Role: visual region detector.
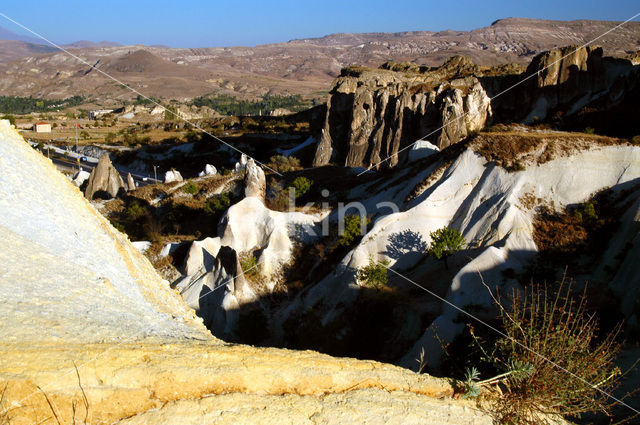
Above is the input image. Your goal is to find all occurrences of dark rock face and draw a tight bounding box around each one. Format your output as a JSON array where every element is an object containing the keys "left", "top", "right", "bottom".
[
  {"left": 514, "top": 45, "right": 607, "bottom": 122},
  {"left": 313, "top": 61, "right": 493, "bottom": 169},
  {"left": 84, "top": 153, "right": 125, "bottom": 200}
]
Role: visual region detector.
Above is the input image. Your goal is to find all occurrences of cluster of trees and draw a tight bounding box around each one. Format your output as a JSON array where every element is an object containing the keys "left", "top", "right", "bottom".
[
  {"left": 192, "top": 94, "right": 308, "bottom": 116},
  {"left": 0, "top": 95, "right": 85, "bottom": 114}
]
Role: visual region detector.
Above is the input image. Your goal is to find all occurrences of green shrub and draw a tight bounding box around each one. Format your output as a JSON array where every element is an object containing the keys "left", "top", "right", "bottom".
[
  {"left": 470, "top": 281, "right": 623, "bottom": 424},
  {"left": 203, "top": 192, "right": 231, "bottom": 216},
  {"left": 288, "top": 176, "right": 313, "bottom": 199},
  {"left": 583, "top": 127, "right": 596, "bottom": 135},
  {"left": 182, "top": 180, "right": 199, "bottom": 195},
  {"left": 338, "top": 214, "right": 369, "bottom": 247},
  {"left": 357, "top": 256, "right": 391, "bottom": 290},
  {"left": 267, "top": 155, "right": 301, "bottom": 173},
  {"left": 79, "top": 130, "right": 91, "bottom": 140},
  {"left": 573, "top": 201, "right": 598, "bottom": 222},
  {"left": 240, "top": 254, "right": 259, "bottom": 277},
  {"left": 126, "top": 201, "right": 147, "bottom": 220},
  {"left": 428, "top": 227, "right": 465, "bottom": 269}
]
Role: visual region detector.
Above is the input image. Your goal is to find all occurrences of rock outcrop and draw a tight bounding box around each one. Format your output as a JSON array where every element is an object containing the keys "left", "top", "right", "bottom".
[
  {"left": 164, "top": 169, "right": 183, "bottom": 183},
  {"left": 289, "top": 127, "right": 640, "bottom": 371},
  {"left": 199, "top": 163, "right": 217, "bottom": 177},
  {"left": 243, "top": 158, "right": 266, "bottom": 200},
  {"left": 83, "top": 153, "right": 125, "bottom": 199},
  {"left": 313, "top": 59, "right": 493, "bottom": 169},
  {"left": 126, "top": 172, "right": 136, "bottom": 190},
  {"left": 174, "top": 196, "right": 327, "bottom": 338},
  {"left": 71, "top": 169, "right": 90, "bottom": 187},
  {"left": 314, "top": 46, "right": 640, "bottom": 169},
  {"left": 175, "top": 244, "right": 259, "bottom": 338},
  {"left": 0, "top": 120, "right": 494, "bottom": 424}
]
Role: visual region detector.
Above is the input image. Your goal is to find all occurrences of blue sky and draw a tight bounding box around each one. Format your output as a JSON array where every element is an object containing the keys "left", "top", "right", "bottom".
[{"left": 1, "top": 0, "right": 639, "bottom": 47}]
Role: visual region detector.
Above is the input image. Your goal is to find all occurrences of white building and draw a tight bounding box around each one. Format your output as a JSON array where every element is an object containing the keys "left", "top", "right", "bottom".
[{"left": 33, "top": 122, "right": 51, "bottom": 133}]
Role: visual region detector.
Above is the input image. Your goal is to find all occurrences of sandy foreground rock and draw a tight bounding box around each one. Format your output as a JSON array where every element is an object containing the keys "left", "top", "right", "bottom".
[{"left": 0, "top": 121, "right": 491, "bottom": 423}]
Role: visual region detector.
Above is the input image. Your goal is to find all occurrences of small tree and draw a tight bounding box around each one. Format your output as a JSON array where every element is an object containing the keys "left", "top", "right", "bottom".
[
  {"left": 428, "top": 227, "right": 465, "bottom": 269},
  {"left": 288, "top": 176, "right": 313, "bottom": 199},
  {"left": 357, "top": 256, "right": 390, "bottom": 290},
  {"left": 338, "top": 214, "right": 369, "bottom": 247}
]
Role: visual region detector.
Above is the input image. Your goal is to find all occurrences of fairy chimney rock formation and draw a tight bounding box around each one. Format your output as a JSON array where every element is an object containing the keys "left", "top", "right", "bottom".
[{"left": 84, "top": 153, "right": 125, "bottom": 199}]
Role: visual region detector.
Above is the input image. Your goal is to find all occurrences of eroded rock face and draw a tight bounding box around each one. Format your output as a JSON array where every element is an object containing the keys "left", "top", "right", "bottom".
[
  {"left": 244, "top": 159, "right": 266, "bottom": 200},
  {"left": 175, "top": 244, "right": 258, "bottom": 338},
  {"left": 84, "top": 153, "right": 125, "bottom": 199},
  {"left": 517, "top": 45, "right": 607, "bottom": 122},
  {"left": 314, "top": 46, "right": 640, "bottom": 169},
  {"left": 313, "top": 62, "right": 493, "bottom": 169}
]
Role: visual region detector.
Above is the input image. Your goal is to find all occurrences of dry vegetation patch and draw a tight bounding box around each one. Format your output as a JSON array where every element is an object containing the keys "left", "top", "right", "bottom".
[{"left": 471, "top": 127, "right": 628, "bottom": 171}]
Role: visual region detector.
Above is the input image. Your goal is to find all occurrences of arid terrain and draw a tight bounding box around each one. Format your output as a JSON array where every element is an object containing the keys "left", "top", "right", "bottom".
[
  {"left": 0, "top": 18, "right": 639, "bottom": 102},
  {"left": 1, "top": 13, "right": 640, "bottom": 425}
]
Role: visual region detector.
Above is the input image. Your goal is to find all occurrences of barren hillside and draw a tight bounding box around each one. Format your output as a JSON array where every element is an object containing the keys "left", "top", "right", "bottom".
[{"left": 0, "top": 18, "right": 638, "bottom": 101}]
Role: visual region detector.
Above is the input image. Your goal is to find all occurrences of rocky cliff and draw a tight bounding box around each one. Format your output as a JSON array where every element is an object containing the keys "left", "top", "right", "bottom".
[
  {"left": 314, "top": 45, "right": 640, "bottom": 168},
  {"left": 0, "top": 121, "right": 493, "bottom": 424},
  {"left": 313, "top": 57, "right": 496, "bottom": 168}
]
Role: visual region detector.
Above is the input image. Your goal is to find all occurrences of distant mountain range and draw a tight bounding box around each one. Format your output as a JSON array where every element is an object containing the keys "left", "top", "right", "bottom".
[
  {"left": 0, "top": 25, "right": 122, "bottom": 62},
  {"left": 0, "top": 18, "right": 638, "bottom": 102}
]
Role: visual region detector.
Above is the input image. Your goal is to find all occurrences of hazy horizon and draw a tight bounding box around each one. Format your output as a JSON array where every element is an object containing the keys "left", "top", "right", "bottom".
[{"left": 1, "top": 0, "right": 639, "bottom": 48}]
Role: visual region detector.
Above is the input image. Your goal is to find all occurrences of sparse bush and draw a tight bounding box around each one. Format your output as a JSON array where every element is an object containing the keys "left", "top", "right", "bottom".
[
  {"left": 203, "top": 192, "right": 231, "bottom": 216},
  {"left": 357, "top": 256, "right": 390, "bottom": 290},
  {"left": 267, "top": 155, "right": 301, "bottom": 173},
  {"left": 338, "top": 214, "right": 369, "bottom": 247},
  {"left": 428, "top": 227, "right": 465, "bottom": 269},
  {"left": 471, "top": 281, "right": 623, "bottom": 425},
  {"left": 182, "top": 180, "right": 199, "bottom": 195},
  {"left": 240, "top": 253, "right": 259, "bottom": 277},
  {"left": 583, "top": 127, "right": 596, "bottom": 135},
  {"left": 79, "top": 130, "right": 91, "bottom": 140},
  {"left": 632, "top": 135, "right": 640, "bottom": 145},
  {"left": 288, "top": 176, "right": 313, "bottom": 199},
  {"left": 508, "top": 161, "right": 526, "bottom": 172},
  {"left": 266, "top": 179, "right": 290, "bottom": 211}
]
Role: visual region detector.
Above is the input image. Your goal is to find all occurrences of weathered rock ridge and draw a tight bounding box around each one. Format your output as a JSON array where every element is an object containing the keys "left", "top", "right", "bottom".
[
  {"left": 313, "top": 58, "right": 494, "bottom": 168},
  {"left": 314, "top": 45, "right": 640, "bottom": 168}
]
